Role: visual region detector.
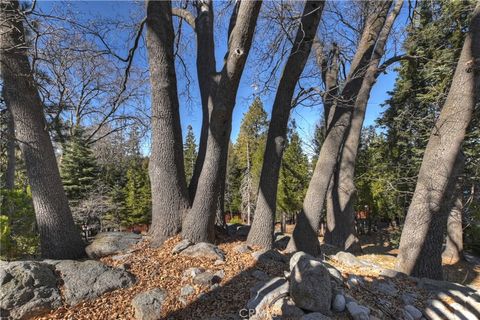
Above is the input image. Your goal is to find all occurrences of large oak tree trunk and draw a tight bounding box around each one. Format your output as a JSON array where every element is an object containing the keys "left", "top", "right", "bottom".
[
  {"left": 325, "top": 0, "right": 403, "bottom": 253},
  {"left": 188, "top": 0, "right": 216, "bottom": 202},
  {"left": 443, "top": 156, "right": 465, "bottom": 264},
  {"left": 287, "top": 0, "right": 392, "bottom": 256},
  {"left": 0, "top": 0, "right": 85, "bottom": 259},
  {"left": 182, "top": 1, "right": 262, "bottom": 243},
  {"left": 146, "top": 0, "right": 190, "bottom": 246},
  {"left": 5, "top": 105, "right": 15, "bottom": 191},
  {"left": 395, "top": 1, "right": 479, "bottom": 279},
  {"left": 246, "top": 0, "right": 325, "bottom": 249}
]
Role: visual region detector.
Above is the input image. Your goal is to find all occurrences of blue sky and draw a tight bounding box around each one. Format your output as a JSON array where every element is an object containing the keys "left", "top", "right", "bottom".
[{"left": 34, "top": 0, "right": 405, "bottom": 154}]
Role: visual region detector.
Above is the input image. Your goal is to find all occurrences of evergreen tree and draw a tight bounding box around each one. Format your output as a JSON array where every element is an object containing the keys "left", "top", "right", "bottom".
[
  {"left": 60, "top": 127, "right": 98, "bottom": 201},
  {"left": 124, "top": 159, "right": 151, "bottom": 226},
  {"left": 376, "top": 0, "right": 472, "bottom": 221},
  {"left": 234, "top": 97, "right": 268, "bottom": 221},
  {"left": 311, "top": 117, "right": 326, "bottom": 168},
  {"left": 183, "top": 125, "right": 197, "bottom": 184},
  {"left": 277, "top": 122, "right": 310, "bottom": 222},
  {"left": 225, "top": 141, "right": 242, "bottom": 214}
]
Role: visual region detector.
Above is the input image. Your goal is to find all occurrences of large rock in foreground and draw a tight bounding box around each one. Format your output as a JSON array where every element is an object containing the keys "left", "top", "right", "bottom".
[
  {"left": 131, "top": 288, "right": 166, "bottom": 320},
  {"left": 86, "top": 232, "right": 142, "bottom": 258},
  {"left": 290, "top": 255, "right": 332, "bottom": 313},
  {"left": 0, "top": 261, "right": 62, "bottom": 319},
  {"left": 55, "top": 260, "right": 136, "bottom": 305}
]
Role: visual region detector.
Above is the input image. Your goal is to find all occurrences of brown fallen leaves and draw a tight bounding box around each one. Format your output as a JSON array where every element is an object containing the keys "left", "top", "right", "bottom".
[
  {"left": 35, "top": 234, "right": 479, "bottom": 320},
  {"left": 35, "top": 236, "right": 286, "bottom": 320}
]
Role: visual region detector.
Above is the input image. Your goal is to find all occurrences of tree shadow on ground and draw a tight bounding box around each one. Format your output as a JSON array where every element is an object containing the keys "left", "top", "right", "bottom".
[{"left": 164, "top": 253, "right": 288, "bottom": 319}]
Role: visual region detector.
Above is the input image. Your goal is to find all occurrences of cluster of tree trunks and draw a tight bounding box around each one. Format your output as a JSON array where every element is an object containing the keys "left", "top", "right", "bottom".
[
  {"left": 247, "top": 0, "right": 326, "bottom": 249},
  {"left": 1, "top": 0, "right": 477, "bottom": 279},
  {"left": 287, "top": 0, "right": 397, "bottom": 256}
]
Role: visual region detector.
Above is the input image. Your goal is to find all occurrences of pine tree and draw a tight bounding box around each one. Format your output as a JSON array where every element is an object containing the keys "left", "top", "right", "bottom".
[
  {"left": 225, "top": 141, "right": 242, "bottom": 215},
  {"left": 124, "top": 159, "right": 151, "bottom": 226},
  {"left": 277, "top": 123, "right": 310, "bottom": 222},
  {"left": 183, "top": 125, "right": 198, "bottom": 184},
  {"left": 311, "top": 117, "right": 326, "bottom": 168},
  {"left": 60, "top": 127, "right": 98, "bottom": 202},
  {"left": 377, "top": 0, "right": 472, "bottom": 220},
  {"left": 234, "top": 97, "right": 268, "bottom": 222}
]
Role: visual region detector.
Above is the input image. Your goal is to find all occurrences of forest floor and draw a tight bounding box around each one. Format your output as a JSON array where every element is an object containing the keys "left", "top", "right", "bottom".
[{"left": 35, "top": 228, "right": 480, "bottom": 320}]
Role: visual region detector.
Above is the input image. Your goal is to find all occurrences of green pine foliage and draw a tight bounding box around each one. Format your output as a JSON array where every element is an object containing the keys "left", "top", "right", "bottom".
[
  {"left": 60, "top": 127, "right": 99, "bottom": 201},
  {"left": 227, "top": 97, "right": 269, "bottom": 216},
  {"left": 183, "top": 125, "right": 198, "bottom": 184},
  {"left": 0, "top": 188, "right": 38, "bottom": 259},
  {"left": 225, "top": 141, "right": 242, "bottom": 214},
  {"left": 123, "top": 159, "right": 151, "bottom": 226},
  {"left": 277, "top": 122, "right": 310, "bottom": 221},
  {"left": 371, "top": 0, "right": 474, "bottom": 221}
]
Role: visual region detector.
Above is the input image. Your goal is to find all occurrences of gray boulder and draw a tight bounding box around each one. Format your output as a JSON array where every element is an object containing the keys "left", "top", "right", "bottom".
[
  {"left": 404, "top": 304, "right": 422, "bottom": 320},
  {"left": 252, "top": 249, "right": 287, "bottom": 264},
  {"left": 55, "top": 260, "right": 135, "bottom": 305},
  {"left": 171, "top": 239, "right": 192, "bottom": 254},
  {"left": 193, "top": 271, "right": 221, "bottom": 286},
  {"left": 0, "top": 261, "right": 62, "bottom": 319},
  {"left": 236, "top": 225, "right": 251, "bottom": 237},
  {"left": 290, "top": 256, "right": 332, "bottom": 313},
  {"left": 179, "top": 285, "right": 195, "bottom": 306},
  {"left": 346, "top": 275, "right": 365, "bottom": 289},
  {"left": 271, "top": 297, "right": 305, "bottom": 318},
  {"left": 247, "top": 277, "right": 289, "bottom": 314},
  {"left": 274, "top": 234, "right": 290, "bottom": 250},
  {"left": 85, "top": 232, "right": 142, "bottom": 258},
  {"left": 333, "top": 251, "right": 366, "bottom": 268},
  {"left": 233, "top": 244, "right": 252, "bottom": 254},
  {"left": 346, "top": 302, "right": 370, "bottom": 320},
  {"left": 180, "top": 243, "right": 225, "bottom": 261},
  {"left": 332, "top": 294, "right": 346, "bottom": 312},
  {"left": 131, "top": 288, "right": 166, "bottom": 320},
  {"left": 182, "top": 267, "right": 205, "bottom": 280}
]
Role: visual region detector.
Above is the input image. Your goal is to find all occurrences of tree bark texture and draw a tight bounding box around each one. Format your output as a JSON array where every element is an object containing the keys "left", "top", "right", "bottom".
[
  {"left": 146, "top": 0, "right": 190, "bottom": 246},
  {"left": 395, "top": 1, "right": 479, "bottom": 279},
  {"left": 443, "top": 156, "right": 465, "bottom": 264},
  {"left": 287, "top": 0, "right": 393, "bottom": 256},
  {"left": 247, "top": 0, "right": 325, "bottom": 249},
  {"left": 0, "top": 0, "right": 85, "bottom": 259},
  {"left": 188, "top": 0, "right": 217, "bottom": 202},
  {"left": 326, "top": 0, "right": 403, "bottom": 253},
  {"left": 182, "top": 0, "right": 262, "bottom": 243},
  {"left": 5, "top": 105, "right": 16, "bottom": 190}
]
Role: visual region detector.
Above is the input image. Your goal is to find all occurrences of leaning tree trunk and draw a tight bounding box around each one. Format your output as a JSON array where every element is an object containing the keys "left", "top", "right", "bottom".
[
  {"left": 287, "top": 0, "right": 392, "bottom": 256},
  {"left": 182, "top": 0, "right": 262, "bottom": 243},
  {"left": 246, "top": 0, "right": 325, "bottom": 249},
  {"left": 0, "top": 0, "right": 85, "bottom": 259},
  {"left": 395, "top": 2, "right": 479, "bottom": 279},
  {"left": 443, "top": 156, "right": 464, "bottom": 264},
  {"left": 187, "top": 0, "right": 216, "bottom": 202},
  {"left": 326, "top": 0, "right": 403, "bottom": 253},
  {"left": 146, "top": 0, "right": 190, "bottom": 246}
]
